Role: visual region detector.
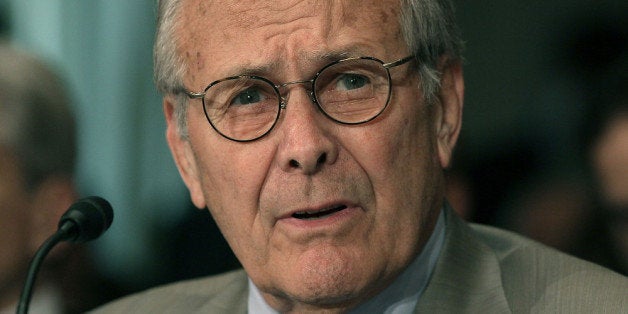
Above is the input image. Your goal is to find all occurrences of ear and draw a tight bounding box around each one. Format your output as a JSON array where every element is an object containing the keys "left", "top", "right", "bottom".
[
  {"left": 434, "top": 59, "right": 464, "bottom": 169},
  {"left": 164, "top": 97, "right": 207, "bottom": 209},
  {"left": 28, "top": 175, "right": 76, "bottom": 253}
]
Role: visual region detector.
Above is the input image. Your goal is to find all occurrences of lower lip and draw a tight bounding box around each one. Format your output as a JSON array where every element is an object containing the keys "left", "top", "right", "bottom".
[{"left": 279, "top": 206, "right": 361, "bottom": 231}]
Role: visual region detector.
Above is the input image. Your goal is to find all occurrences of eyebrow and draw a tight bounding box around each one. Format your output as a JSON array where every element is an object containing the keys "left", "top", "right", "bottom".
[
  {"left": 229, "top": 61, "right": 278, "bottom": 77},
  {"left": 224, "top": 48, "right": 367, "bottom": 77}
]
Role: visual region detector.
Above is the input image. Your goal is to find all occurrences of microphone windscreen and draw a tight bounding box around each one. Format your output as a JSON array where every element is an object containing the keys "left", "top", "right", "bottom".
[{"left": 58, "top": 196, "right": 114, "bottom": 243}]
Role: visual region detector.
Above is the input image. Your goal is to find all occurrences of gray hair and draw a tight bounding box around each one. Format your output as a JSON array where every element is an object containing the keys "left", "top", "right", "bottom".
[
  {"left": 0, "top": 41, "right": 76, "bottom": 191},
  {"left": 153, "top": 0, "right": 464, "bottom": 138}
]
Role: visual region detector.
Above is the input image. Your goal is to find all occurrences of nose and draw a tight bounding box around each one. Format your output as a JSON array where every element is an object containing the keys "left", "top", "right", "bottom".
[{"left": 275, "top": 87, "right": 338, "bottom": 175}]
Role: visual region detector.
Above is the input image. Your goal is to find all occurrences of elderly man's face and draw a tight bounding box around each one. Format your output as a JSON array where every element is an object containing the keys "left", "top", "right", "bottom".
[{"left": 166, "top": 0, "right": 463, "bottom": 310}]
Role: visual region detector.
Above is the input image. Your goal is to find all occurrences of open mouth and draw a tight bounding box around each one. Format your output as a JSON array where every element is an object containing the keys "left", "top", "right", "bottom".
[{"left": 292, "top": 205, "right": 347, "bottom": 220}]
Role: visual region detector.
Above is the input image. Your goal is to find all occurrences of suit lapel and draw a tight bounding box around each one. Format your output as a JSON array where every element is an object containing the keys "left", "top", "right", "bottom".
[{"left": 415, "top": 205, "right": 511, "bottom": 313}]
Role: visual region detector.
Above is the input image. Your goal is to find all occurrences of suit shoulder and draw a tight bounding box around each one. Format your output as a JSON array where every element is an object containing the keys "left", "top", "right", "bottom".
[
  {"left": 90, "top": 269, "right": 248, "bottom": 313},
  {"left": 470, "top": 223, "right": 627, "bottom": 312}
]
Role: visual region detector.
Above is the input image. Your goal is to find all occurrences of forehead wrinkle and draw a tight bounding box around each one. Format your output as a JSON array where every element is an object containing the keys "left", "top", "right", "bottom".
[
  {"left": 219, "top": 0, "right": 327, "bottom": 32},
  {"left": 182, "top": 0, "right": 402, "bottom": 83},
  {"left": 184, "top": 1, "right": 326, "bottom": 76},
  {"left": 210, "top": 1, "right": 353, "bottom": 57}
]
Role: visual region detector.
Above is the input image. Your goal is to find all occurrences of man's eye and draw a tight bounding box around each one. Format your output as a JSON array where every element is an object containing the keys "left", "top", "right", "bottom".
[
  {"left": 231, "top": 88, "right": 264, "bottom": 105},
  {"left": 337, "top": 74, "right": 370, "bottom": 91}
]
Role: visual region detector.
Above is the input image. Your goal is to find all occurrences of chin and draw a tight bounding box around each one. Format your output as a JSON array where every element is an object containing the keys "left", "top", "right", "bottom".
[
  {"left": 272, "top": 279, "right": 366, "bottom": 312},
  {"left": 266, "top": 247, "right": 387, "bottom": 310}
]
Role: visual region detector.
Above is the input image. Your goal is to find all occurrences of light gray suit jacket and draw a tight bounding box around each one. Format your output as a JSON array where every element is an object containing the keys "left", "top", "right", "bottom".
[{"left": 92, "top": 207, "right": 627, "bottom": 313}]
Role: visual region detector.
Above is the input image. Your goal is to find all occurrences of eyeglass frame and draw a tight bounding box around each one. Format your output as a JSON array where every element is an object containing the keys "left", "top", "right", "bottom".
[{"left": 181, "top": 55, "right": 415, "bottom": 142}]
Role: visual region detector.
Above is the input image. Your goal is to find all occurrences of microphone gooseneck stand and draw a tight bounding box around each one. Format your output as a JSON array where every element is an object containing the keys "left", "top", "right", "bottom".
[
  {"left": 17, "top": 222, "right": 77, "bottom": 314},
  {"left": 16, "top": 196, "right": 114, "bottom": 314}
]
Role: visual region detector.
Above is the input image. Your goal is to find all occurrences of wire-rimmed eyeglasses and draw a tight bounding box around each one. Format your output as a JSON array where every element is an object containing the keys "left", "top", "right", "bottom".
[{"left": 182, "top": 55, "right": 414, "bottom": 142}]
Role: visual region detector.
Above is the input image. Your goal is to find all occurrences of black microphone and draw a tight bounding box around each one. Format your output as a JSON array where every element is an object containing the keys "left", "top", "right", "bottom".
[{"left": 16, "top": 196, "right": 114, "bottom": 314}]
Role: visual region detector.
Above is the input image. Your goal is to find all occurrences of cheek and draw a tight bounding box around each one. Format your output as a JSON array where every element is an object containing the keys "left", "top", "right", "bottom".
[
  {"left": 360, "top": 95, "right": 440, "bottom": 232},
  {"left": 194, "top": 147, "right": 265, "bottom": 215},
  {"left": 196, "top": 157, "right": 272, "bottom": 270},
  {"left": 188, "top": 135, "right": 276, "bottom": 261},
  {"left": 365, "top": 97, "right": 436, "bottom": 187}
]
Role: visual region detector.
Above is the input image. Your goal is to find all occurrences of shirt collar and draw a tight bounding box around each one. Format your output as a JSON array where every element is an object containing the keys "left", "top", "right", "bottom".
[{"left": 248, "top": 208, "right": 447, "bottom": 313}]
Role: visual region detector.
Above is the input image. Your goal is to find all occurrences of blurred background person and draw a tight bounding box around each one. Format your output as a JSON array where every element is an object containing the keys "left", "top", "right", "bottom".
[
  {"left": 579, "top": 58, "right": 628, "bottom": 275},
  {"left": 0, "top": 40, "right": 123, "bottom": 313}
]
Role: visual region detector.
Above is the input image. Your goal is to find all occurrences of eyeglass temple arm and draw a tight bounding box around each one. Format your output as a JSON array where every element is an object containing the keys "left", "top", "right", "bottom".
[
  {"left": 383, "top": 55, "right": 414, "bottom": 69},
  {"left": 184, "top": 90, "right": 205, "bottom": 99}
]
